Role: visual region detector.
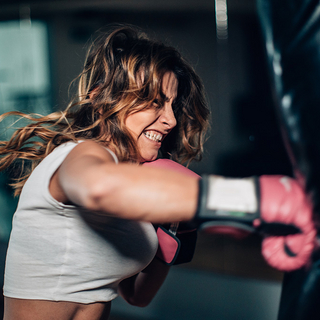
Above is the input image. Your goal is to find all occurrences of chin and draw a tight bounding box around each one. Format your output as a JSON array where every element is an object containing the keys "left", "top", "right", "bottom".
[{"left": 140, "top": 153, "right": 158, "bottom": 163}]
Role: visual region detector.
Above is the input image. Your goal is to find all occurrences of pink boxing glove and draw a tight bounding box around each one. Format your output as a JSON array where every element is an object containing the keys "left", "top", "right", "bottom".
[
  {"left": 256, "top": 176, "right": 316, "bottom": 271},
  {"left": 143, "top": 158, "right": 201, "bottom": 178},
  {"left": 195, "top": 175, "right": 317, "bottom": 271},
  {"left": 143, "top": 159, "right": 200, "bottom": 265}
]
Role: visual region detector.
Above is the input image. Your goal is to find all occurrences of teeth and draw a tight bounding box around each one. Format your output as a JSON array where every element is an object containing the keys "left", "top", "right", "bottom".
[{"left": 144, "top": 131, "right": 163, "bottom": 142}]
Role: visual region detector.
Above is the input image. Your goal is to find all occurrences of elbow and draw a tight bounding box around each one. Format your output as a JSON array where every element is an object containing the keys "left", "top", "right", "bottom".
[
  {"left": 135, "top": 301, "right": 152, "bottom": 308},
  {"left": 125, "top": 296, "right": 153, "bottom": 308}
]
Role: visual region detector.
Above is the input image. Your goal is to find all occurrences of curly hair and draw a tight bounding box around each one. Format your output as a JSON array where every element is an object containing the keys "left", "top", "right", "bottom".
[{"left": 0, "top": 25, "right": 210, "bottom": 196}]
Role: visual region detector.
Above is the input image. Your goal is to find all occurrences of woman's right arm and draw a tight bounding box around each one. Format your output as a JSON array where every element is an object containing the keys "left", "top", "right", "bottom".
[
  {"left": 54, "top": 140, "right": 198, "bottom": 224},
  {"left": 54, "top": 140, "right": 318, "bottom": 272}
]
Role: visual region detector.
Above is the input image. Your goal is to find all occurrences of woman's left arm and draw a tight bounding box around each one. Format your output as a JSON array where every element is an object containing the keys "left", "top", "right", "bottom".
[{"left": 118, "top": 258, "right": 170, "bottom": 307}]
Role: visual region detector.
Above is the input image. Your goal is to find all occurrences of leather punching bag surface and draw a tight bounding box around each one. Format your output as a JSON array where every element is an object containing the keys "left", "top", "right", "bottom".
[
  {"left": 257, "top": 0, "right": 320, "bottom": 319},
  {"left": 257, "top": 0, "right": 320, "bottom": 218}
]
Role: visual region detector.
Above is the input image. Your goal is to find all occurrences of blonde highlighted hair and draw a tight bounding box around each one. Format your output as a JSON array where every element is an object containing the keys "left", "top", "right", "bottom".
[{"left": 0, "top": 25, "right": 210, "bottom": 196}]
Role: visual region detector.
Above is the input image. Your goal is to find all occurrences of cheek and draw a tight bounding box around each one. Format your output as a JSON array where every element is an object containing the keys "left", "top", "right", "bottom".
[
  {"left": 125, "top": 116, "right": 141, "bottom": 136},
  {"left": 125, "top": 112, "right": 155, "bottom": 136}
]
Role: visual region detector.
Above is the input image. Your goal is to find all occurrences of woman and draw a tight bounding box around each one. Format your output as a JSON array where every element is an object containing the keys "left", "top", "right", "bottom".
[{"left": 0, "top": 25, "right": 210, "bottom": 319}]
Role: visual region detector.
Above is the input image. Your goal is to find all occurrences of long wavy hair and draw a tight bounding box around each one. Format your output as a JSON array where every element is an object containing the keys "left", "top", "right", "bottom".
[{"left": 0, "top": 25, "right": 210, "bottom": 196}]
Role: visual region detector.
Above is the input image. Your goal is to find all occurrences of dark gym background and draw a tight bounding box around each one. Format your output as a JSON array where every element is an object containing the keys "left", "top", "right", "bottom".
[{"left": 0, "top": 0, "right": 292, "bottom": 319}]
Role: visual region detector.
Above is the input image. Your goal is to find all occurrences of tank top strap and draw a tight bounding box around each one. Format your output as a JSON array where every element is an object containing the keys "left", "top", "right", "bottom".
[{"left": 104, "top": 147, "right": 119, "bottom": 164}]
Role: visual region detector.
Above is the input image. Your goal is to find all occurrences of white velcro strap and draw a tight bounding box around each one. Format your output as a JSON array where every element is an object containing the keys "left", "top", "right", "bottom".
[{"left": 206, "top": 176, "right": 258, "bottom": 213}]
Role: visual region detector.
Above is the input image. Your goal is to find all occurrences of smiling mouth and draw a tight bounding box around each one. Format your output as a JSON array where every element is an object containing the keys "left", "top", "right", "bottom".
[{"left": 143, "top": 131, "right": 163, "bottom": 142}]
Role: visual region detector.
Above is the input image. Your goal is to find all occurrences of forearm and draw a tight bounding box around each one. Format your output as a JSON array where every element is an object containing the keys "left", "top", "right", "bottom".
[
  {"left": 118, "top": 258, "right": 170, "bottom": 307},
  {"left": 98, "top": 165, "right": 198, "bottom": 222}
]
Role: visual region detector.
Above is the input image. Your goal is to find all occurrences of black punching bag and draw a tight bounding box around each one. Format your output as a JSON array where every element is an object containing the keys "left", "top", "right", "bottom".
[{"left": 257, "top": 0, "right": 320, "bottom": 319}]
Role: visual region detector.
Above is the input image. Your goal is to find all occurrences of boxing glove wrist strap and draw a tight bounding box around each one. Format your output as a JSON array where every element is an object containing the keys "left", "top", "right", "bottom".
[{"left": 196, "top": 175, "right": 260, "bottom": 230}]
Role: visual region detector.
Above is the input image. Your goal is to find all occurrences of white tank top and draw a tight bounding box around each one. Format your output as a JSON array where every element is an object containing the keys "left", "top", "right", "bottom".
[{"left": 3, "top": 141, "right": 158, "bottom": 303}]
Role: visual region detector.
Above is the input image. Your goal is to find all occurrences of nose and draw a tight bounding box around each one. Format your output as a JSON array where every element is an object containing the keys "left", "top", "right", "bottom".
[{"left": 159, "top": 102, "right": 177, "bottom": 130}]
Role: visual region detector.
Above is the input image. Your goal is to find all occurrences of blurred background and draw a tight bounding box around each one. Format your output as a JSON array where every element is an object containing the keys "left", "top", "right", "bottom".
[{"left": 0, "top": 0, "right": 293, "bottom": 319}]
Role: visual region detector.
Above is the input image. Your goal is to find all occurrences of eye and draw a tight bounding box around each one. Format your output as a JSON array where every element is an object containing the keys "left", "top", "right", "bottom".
[{"left": 152, "top": 99, "right": 163, "bottom": 110}]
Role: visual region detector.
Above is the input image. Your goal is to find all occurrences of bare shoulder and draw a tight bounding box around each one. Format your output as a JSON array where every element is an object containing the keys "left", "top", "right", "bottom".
[
  {"left": 65, "top": 140, "right": 117, "bottom": 164},
  {"left": 49, "top": 140, "right": 117, "bottom": 204}
]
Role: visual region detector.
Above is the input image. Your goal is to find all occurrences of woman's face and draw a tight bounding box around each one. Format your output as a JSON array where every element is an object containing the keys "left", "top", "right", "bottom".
[{"left": 125, "top": 71, "right": 178, "bottom": 163}]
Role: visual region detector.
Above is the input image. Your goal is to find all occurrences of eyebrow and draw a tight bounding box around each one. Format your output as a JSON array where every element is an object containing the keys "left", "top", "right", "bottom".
[{"left": 160, "top": 91, "right": 177, "bottom": 102}]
